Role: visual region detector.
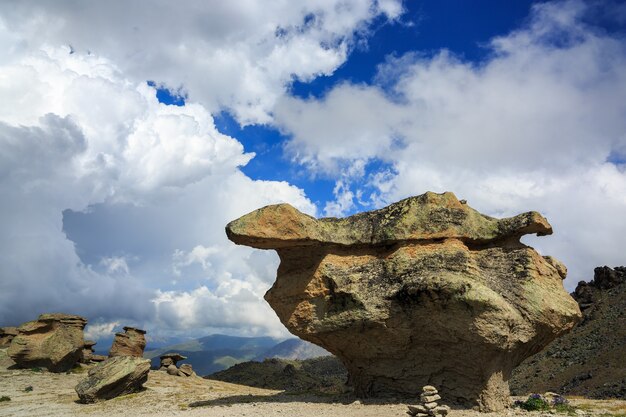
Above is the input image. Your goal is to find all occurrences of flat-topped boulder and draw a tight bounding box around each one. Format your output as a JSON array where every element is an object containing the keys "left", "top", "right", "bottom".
[
  {"left": 7, "top": 313, "right": 86, "bottom": 372},
  {"left": 80, "top": 340, "right": 97, "bottom": 363},
  {"left": 159, "top": 353, "right": 187, "bottom": 368},
  {"left": 226, "top": 192, "right": 582, "bottom": 411},
  {"left": 109, "top": 326, "right": 146, "bottom": 358}
]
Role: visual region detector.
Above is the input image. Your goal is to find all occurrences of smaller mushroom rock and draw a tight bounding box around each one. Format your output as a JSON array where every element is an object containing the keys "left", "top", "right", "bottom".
[
  {"left": 80, "top": 340, "right": 97, "bottom": 363},
  {"left": 7, "top": 313, "right": 86, "bottom": 372},
  {"left": 159, "top": 353, "right": 187, "bottom": 368},
  {"left": 75, "top": 356, "right": 150, "bottom": 403},
  {"left": 0, "top": 327, "right": 18, "bottom": 347},
  {"left": 109, "top": 327, "right": 146, "bottom": 358}
]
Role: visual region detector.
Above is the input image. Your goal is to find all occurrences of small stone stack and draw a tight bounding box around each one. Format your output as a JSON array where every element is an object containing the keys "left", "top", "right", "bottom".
[{"left": 407, "top": 386, "right": 450, "bottom": 417}]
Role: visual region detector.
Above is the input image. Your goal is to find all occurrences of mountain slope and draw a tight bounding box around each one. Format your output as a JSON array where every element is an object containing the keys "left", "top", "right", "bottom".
[
  {"left": 511, "top": 266, "right": 626, "bottom": 399},
  {"left": 144, "top": 334, "right": 282, "bottom": 375},
  {"left": 255, "top": 338, "right": 330, "bottom": 361},
  {"left": 206, "top": 356, "right": 347, "bottom": 394}
]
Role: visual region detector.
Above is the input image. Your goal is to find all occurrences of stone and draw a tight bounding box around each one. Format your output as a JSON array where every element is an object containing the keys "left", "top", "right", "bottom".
[
  {"left": 179, "top": 363, "right": 195, "bottom": 377},
  {"left": 226, "top": 192, "right": 582, "bottom": 412},
  {"left": 109, "top": 327, "right": 146, "bottom": 358},
  {"left": 0, "top": 327, "right": 18, "bottom": 347},
  {"left": 75, "top": 356, "right": 150, "bottom": 403},
  {"left": 7, "top": 313, "right": 86, "bottom": 372},
  {"left": 90, "top": 354, "right": 107, "bottom": 362},
  {"left": 166, "top": 364, "right": 180, "bottom": 376},
  {"left": 408, "top": 404, "right": 428, "bottom": 414},
  {"left": 420, "top": 394, "right": 441, "bottom": 403},
  {"left": 422, "top": 386, "right": 438, "bottom": 394},
  {"left": 159, "top": 352, "right": 187, "bottom": 368},
  {"left": 423, "top": 401, "right": 438, "bottom": 409},
  {"left": 433, "top": 405, "right": 450, "bottom": 416}
]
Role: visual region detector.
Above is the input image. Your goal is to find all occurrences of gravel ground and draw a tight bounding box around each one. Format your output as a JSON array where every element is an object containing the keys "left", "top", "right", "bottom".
[{"left": 0, "top": 350, "right": 624, "bottom": 417}]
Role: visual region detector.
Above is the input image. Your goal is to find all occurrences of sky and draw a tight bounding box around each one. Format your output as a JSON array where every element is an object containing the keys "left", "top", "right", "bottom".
[{"left": 1, "top": 0, "right": 625, "bottom": 342}]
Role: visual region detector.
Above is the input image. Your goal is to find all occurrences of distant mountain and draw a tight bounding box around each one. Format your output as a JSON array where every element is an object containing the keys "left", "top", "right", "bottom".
[
  {"left": 144, "top": 334, "right": 282, "bottom": 375},
  {"left": 144, "top": 334, "right": 332, "bottom": 376},
  {"left": 255, "top": 338, "right": 330, "bottom": 361},
  {"left": 511, "top": 266, "right": 626, "bottom": 399}
]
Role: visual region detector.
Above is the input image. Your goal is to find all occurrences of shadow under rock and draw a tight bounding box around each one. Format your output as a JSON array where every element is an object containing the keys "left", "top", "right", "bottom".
[{"left": 189, "top": 391, "right": 425, "bottom": 408}]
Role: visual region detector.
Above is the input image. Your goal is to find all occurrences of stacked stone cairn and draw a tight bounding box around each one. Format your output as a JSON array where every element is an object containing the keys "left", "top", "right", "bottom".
[
  {"left": 407, "top": 386, "right": 450, "bottom": 417},
  {"left": 159, "top": 353, "right": 196, "bottom": 377}
]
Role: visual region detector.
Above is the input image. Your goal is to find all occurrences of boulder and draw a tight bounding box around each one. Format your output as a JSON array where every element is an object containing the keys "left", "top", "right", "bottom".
[
  {"left": 109, "top": 327, "right": 146, "bottom": 358},
  {"left": 7, "top": 313, "right": 86, "bottom": 372},
  {"left": 0, "top": 327, "right": 18, "bottom": 347},
  {"left": 226, "top": 192, "right": 582, "bottom": 411},
  {"left": 166, "top": 364, "right": 180, "bottom": 376},
  {"left": 90, "top": 354, "right": 107, "bottom": 362},
  {"left": 159, "top": 352, "right": 186, "bottom": 368},
  {"left": 179, "top": 363, "right": 195, "bottom": 377},
  {"left": 75, "top": 356, "right": 150, "bottom": 403}
]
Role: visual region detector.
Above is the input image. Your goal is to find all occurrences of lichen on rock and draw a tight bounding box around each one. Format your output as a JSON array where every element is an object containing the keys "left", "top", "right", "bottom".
[{"left": 226, "top": 192, "right": 582, "bottom": 412}]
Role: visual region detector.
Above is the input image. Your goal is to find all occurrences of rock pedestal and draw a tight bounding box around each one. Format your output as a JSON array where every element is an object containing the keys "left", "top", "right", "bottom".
[
  {"left": 75, "top": 356, "right": 150, "bottom": 403},
  {"left": 226, "top": 192, "right": 582, "bottom": 411},
  {"left": 0, "top": 327, "right": 18, "bottom": 347},
  {"left": 159, "top": 353, "right": 186, "bottom": 369},
  {"left": 407, "top": 386, "right": 450, "bottom": 416},
  {"left": 7, "top": 313, "right": 86, "bottom": 372},
  {"left": 109, "top": 327, "right": 146, "bottom": 358}
]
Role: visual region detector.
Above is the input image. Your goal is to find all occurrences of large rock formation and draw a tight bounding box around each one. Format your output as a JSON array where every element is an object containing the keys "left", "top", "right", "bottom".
[
  {"left": 226, "top": 192, "right": 582, "bottom": 411},
  {"left": 109, "top": 327, "right": 146, "bottom": 358},
  {"left": 75, "top": 356, "right": 150, "bottom": 403},
  {"left": 7, "top": 313, "right": 86, "bottom": 372}
]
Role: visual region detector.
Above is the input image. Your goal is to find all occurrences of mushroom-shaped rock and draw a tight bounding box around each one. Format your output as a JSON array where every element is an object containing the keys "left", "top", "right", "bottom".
[
  {"left": 159, "top": 353, "right": 187, "bottom": 368},
  {"left": 75, "top": 356, "right": 150, "bottom": 403},
  {"left": 225, "top": 192, "right": 582, "bottom": 412},
  {"left": 109, "top": 327, "right": 146, "bottom": 358},
  {"left": 80, "top": 340, "right": 97, "bottom": 363},
  {"left": 7, "top": 313, "right": 86, "bottom": 372},
  {"left": 0, "top": 327, "right": 18, "bottom": 347}
]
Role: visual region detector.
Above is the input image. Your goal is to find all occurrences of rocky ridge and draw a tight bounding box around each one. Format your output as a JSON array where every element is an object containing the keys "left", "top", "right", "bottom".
[
  {"left": 226, "top": 191, "right": 582, "bottom": 411},
  {"left": 511, "top": 266, "right": 626, "bottom": 399}
]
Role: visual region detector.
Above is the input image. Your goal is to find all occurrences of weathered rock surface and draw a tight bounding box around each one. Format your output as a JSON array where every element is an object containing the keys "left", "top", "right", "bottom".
[
  {"left": 0, "top": 327, "right": 18, "bottom": 347},
  {"left": 75, "top": 356, "right": 150, "bottom": 403},
  {"left": 7, "top": 313, "right": 86, "bottom": 372},
  {"left": 109, "top": 327, "right": 146, "bottom": 358},
  {"left": 179, "top": 363, "right": 195, "bottom": 377},
  {"left": 226, "top": 192, "right": 582, "bottom": 411}
]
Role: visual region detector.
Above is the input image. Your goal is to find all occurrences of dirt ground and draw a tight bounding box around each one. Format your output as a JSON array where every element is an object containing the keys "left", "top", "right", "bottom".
[{"left": 0, "top": 350, "right": 624, "bottom": 417}]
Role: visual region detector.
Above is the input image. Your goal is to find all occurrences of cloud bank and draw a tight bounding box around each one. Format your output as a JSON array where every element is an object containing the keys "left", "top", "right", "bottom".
[
  {"left": 0, "top": 0, "right": 402, "bottom": 338},
  {"left": 275, "top": 0, "right": 626, "bottom": 290}
]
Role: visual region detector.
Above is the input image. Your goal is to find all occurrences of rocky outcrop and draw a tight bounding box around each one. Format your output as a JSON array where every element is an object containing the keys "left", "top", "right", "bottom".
[
  {"left": 7, "top": 313, "right": 86, "bottom": 372},
  {"left": 511, "top": 266, "right": 626, "bottom": 399},
  {"left": 109, "top": 327, "right": 146, "bottom": 358},
  {"left": 75, "top": 356, "right": 150, "bottom": 403},
  {"left": 158, "top": 353, "right": 195, "bottom": 377},
  {"left": 226, "top": 192, "right": 582, "bottom": 411},
  {"left": 0, "top": 327, "right": 18, "bottom": 347}
]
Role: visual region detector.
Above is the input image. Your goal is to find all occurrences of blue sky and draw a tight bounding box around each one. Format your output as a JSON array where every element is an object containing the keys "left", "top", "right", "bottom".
[{"left": 1, "top": 0, "right": 625, "bottom": 341}]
